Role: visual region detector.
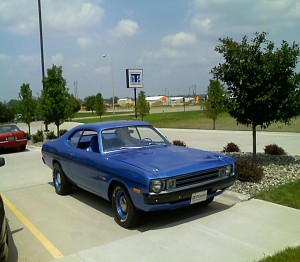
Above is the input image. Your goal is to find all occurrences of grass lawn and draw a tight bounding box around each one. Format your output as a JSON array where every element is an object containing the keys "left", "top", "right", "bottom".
[
  {"left": 257, "top": 247, "right": 300, "bottom": 262},
  {"left": 254, "top": 180, "right": 300, "bottom": 209},
  {"left": 254, "top": 180, "right": 300, "bottom": 262},
  {"left": 73, "top": 110, "right": 300, "bottom": 132}
]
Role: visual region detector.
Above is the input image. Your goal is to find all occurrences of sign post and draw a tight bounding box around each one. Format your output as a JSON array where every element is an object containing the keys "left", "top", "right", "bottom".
[{"left": 126, "top": 69, "right": 143, "bottom": 118}]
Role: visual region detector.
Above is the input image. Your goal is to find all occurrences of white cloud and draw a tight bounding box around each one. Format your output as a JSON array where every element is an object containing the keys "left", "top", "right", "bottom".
[
  {"left": 72, "top": 62, "right": 87, "bottom": 69},
  {"left": 94, "top": 66, "right": 110, "bottom": 74},
  {"left": 0, "top": 0, "right": 104, "bottom": 36},
  {"left": 51, "top": 53, "right": 64, "bottom": 64},
  {"left": 45, "top": 1, "right": 104, "bottom": 33},
  {"left": 109, "top": 19, "right": 140, "bottom": 39},
  {"left": 161, "top": 32, "right": 197, "bottom": 48},
  {"left": 17, "top": 55, "right": 34, "bottom": 63},
  {"left": 0, "top": 0, "right": 37, "bottom": 35},
  {"left": 191, "top": 17, "right": 211, "bottom": 30},
  {"left": 77, "top": 36, "right": 93, "bottom": 48},
  {"left": 0, "top": 54, "right": 10, "bottom": 62}
]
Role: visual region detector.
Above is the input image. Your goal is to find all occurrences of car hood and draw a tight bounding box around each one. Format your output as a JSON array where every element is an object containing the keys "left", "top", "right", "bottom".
[{"left": 109, "top": 145, "right": 233, "bottom": 178}]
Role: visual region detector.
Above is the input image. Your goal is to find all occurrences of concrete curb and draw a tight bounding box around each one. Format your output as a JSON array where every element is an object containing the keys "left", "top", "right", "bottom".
[{"left": 215, "top": 190, "right": 251, "bottom": 205}]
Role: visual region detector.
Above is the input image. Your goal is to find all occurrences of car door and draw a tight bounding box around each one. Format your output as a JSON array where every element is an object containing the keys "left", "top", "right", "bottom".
[{"left": 67, "top": 130, "right": 107, "bottom": 197}]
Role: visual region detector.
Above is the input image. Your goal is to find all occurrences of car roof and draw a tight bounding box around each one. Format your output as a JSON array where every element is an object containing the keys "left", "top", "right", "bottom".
[{"left": 74, "top": 120, "right": 151, "bottom": 132}]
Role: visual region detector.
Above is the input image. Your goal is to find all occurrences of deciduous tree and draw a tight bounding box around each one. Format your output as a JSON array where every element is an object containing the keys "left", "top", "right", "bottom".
[
  {"left": 136, "top": 91, "right": 150, "bottom": 120},
  {"left": 212, "top": 32, "right": 300, "bottom": 160},
  {"left": 18, "top": 83, "right": 36, "bottom": 135},
  {"left": 94, "top": 93, "right": 106, "bottom": 120},
  {"left": 203, "top": 79, "right": 226, "bottom": 130},
  {"left": 41, "top": 65, "right": 70, "bottom": 136}
]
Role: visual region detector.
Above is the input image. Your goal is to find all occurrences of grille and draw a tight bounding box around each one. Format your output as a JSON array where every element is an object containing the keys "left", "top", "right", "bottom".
[{"left": 175, "top": 168, "right": 220, "bottom": 188}]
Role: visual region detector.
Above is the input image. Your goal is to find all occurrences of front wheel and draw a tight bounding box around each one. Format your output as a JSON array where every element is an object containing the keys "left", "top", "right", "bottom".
[
  {"left": 111, "top": 185, "right": 140, "bottom": 228},
  {"left": 53, "top": 163, "right": 71, "bottom": 195}
]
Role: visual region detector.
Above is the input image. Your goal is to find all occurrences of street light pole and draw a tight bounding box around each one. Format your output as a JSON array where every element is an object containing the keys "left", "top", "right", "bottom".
[{"left": 102, "top": 54, "right": 115, "bottom": 115}]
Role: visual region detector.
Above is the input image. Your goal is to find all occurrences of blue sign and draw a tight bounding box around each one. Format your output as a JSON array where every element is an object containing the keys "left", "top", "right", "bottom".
[{"left": 126, "top": 69, "right": 143, "bottom": 88}]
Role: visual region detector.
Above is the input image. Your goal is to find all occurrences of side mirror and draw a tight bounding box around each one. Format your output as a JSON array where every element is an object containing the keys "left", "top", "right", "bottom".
[{"left": 0, "top": 157, "right": 5, "bottom": 167}]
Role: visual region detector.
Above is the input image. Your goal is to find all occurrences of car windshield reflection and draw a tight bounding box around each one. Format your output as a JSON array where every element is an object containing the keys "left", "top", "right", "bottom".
[{"left": 101, "top": 125, "right": 170, "bottom": 152}]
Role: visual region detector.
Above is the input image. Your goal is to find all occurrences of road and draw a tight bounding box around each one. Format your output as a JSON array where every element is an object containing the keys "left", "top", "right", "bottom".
[{"left": 1, "top": 124, "right": 300, "bottom": 261}]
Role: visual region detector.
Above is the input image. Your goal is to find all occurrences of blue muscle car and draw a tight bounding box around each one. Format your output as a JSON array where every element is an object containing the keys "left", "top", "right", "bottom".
[{"left": 42, "top": 120, "right": 236, "bottom": 228}]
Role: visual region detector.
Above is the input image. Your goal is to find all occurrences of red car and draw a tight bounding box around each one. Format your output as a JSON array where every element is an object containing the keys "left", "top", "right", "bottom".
[{"left": 0, "top": 124, "right": 27, "bottom": 152}]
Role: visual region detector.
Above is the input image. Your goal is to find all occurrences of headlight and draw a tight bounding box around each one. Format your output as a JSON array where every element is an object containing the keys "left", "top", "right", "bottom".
[
  {"left": 166, "top": 179, "right": 176, "bottom": 190},
  {"left": 225, "top": 165, "right": 232, "bottom": 176},
  {"left": 150, "top": 180, "right": 164, "bottom": 193},
  {"left": 219, "top": 164, "right": 234, "bottom": 177}
]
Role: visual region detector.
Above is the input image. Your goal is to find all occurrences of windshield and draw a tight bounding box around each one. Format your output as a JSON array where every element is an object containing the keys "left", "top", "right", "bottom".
[{"left": 101, "top": 125, "right": 170, "bottom": 152}]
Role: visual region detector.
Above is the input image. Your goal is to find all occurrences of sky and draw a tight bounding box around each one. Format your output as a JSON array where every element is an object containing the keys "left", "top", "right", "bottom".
[{"left": 0, "top": 0, "right": 300, "bottom": 102}]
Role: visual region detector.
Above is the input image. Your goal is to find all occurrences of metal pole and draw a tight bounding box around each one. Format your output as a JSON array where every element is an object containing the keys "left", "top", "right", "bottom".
[
  {"left": 134, "top": 88, "right": 137, "bottom": 118},
  {"left": 38, "top": 0, "right": 48, "bottom": 131},
  {"left": 38, "top": 0, "right": 45, "bottom": 81}
]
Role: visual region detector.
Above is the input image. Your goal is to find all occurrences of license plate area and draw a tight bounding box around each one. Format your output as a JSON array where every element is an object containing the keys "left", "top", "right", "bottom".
[
  {"left": 7, "top": 136, "right": 16, "bottom": 141},
  {"left": 191, "top": 190, "right": 207, "bottom": 204}
]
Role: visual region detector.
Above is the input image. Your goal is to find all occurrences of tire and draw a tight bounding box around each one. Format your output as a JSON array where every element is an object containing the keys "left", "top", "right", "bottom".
[
  {"left": 20, "top": 145, "right": 26, "bottom": 151},
  {"left": 111, "top": 184, "right": 140, "bottom": 228},
  {"left": 53, "top": 163, "right": 71, "bottom": 195}
]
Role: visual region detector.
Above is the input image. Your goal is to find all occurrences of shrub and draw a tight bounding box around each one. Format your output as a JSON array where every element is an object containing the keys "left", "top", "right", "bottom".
[
  {"left": 223, "top": 142, "right": 240, "bottom": 153},
  {"left": 173, "top": 140, "right": 186, "bottom": 147},
  {"left": 59, "top": 129, "right": 68, "bottom": 136},
  {"left": 264, "top": 144, "right": 286, "bottom": 155},
  {"left": 236, "top": 159, "right": 264, "bottom": 183},
  {"left": 25, "top": 132, "right": 31, "bottom": 140},
  {"left": 46, "top": 131, "right": 57, "bottom": 140},
  {"left": 32, "top": 129, "right": 44, "bottom": 143}
]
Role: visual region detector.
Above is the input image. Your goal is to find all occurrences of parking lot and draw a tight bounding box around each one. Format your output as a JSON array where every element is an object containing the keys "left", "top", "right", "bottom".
[{"left": 1, "top": 125, "right": 300, "bottom": 262}]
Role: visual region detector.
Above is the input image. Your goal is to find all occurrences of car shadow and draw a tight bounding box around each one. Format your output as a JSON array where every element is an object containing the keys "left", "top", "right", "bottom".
[
  {"left": 137, "top": 201, "right": 231, "bottom": 232},
  {"left": 48, "top": 182, "right": 234, "bottom": 231},
  {"left": 48, "top": 182, "right": 113, "bottom": 217},
  {"left": 0, "top": 148, "right": 29, "bottom": 155},
  {"left": 7, "top": 223, "right": 19, "bottom": 262}
]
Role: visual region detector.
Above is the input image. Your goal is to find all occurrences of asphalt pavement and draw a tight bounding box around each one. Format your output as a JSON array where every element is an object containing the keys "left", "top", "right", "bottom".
[{"left": 6, "top": 121, "right": 300, "bottom": 262}]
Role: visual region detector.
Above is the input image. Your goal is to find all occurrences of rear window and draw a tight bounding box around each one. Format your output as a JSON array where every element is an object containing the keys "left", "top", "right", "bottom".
[{"left": 0, "top": 125, "right": 21, "bottom": 133}]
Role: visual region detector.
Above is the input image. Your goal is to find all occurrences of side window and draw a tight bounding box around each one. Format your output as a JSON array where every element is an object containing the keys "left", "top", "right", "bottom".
[
  {"left": 68, "top": 130, "right": 98, "bottom": 150},
  {"left": 69, "top": 130, "right": 83, "bottom": 147},
  {"left": 128, "top": 127, "right": 140, "bottom": 140}
]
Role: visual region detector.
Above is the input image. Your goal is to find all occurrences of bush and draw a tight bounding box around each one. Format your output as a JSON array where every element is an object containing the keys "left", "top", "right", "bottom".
[
  {"left": 173, "top": 140, "right": 186, "bottom": 147},
  {"left": 223, "top": 142, "right": 240, "bottom": 153},
  {"left": 32, "top": 129, "right": 44, "bottom": 143},
  {"left": 264, "top": 144, "right": 286, "bottom": 155},
  {"left": 59, "top": 129, "right": 68, "bottom": 136},
  {"left": 46, "top": 131, "right": 57, "bottom": 140},
  {"left": 236, "top": 159, "right": 264, "bottom": 183},
  {"left": 25, "top": 132, "right": 31, "bottom": 140}
]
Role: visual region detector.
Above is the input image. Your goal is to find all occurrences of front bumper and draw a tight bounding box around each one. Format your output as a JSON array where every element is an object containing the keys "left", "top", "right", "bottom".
[{"left": 144, "top": 174, "right": 236, "bottom": 205}]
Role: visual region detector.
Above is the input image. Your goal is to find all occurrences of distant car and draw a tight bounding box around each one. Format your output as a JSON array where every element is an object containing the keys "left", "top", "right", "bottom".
[
  {"left": 0, "top": 157, "right": 8, "bottom": 262},
  {"left": 42, "top": 120, "right": 236, "bottom": 228},
  {"left": 0, "top": 124, "right": 27, "bottom": 152}
]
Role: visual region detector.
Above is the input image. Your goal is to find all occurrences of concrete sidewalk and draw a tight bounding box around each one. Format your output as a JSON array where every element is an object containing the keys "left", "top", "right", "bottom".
[
  {"left": 18, "top": 121, "right": 300, "bottom": 155},
  {"left": 160, "top": 128, "right": 300, "bottom": 156},
  {"left": 17, "top": 121, "right": 300, "bottom": 262},
  {"left": 54, "top": 199, "right": 300, "bottom": 262}
]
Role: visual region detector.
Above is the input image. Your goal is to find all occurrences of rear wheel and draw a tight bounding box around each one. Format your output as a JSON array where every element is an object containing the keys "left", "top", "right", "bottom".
[
  {"left": 53, "top": 163, "right": 71, "bottom": 195},
  {"left": 111, "top": 184, "right": 140, "bottom": 228}
]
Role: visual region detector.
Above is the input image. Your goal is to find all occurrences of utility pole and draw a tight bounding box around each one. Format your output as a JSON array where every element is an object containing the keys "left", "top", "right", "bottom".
[{"left": 38, "top": 0, "right": 48, "bottom": 131}]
